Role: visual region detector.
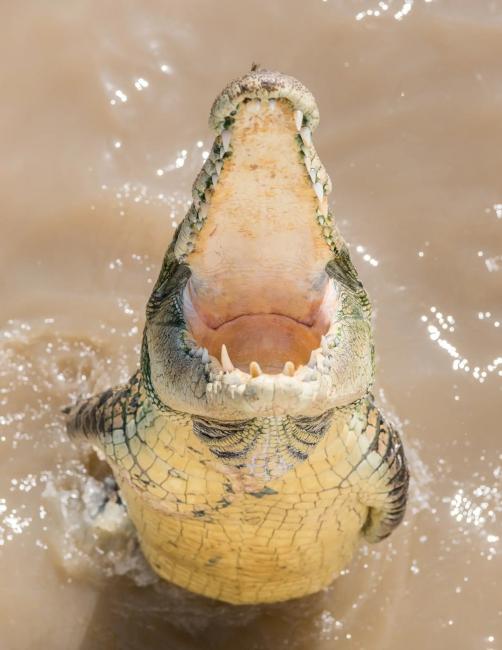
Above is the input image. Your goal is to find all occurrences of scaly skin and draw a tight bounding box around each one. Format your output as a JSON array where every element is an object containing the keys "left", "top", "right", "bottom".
[{"left": 67, "top": 67, "right": 409, "bottom": 605}]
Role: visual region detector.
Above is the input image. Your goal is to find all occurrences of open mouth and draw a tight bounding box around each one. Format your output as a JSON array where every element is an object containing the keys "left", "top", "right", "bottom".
[
  {"left": 184, "top": 279, "right": 338, "bottom": 375},
  {"left": 182, "top": 96, "right": 335, "bottom": 376}
]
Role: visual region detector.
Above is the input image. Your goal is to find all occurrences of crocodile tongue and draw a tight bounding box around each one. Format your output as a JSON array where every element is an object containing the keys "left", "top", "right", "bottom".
[{"left": 183, "top": 98, "right": 335, "bottom": 373}]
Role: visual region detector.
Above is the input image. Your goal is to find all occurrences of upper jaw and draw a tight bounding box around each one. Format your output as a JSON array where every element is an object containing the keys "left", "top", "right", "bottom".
[
  {"left": 173, "top": 69, "right": 334, "bottom": 264},
  {"left": 144, "top": 68, "right": 374, "bottom": 419}
]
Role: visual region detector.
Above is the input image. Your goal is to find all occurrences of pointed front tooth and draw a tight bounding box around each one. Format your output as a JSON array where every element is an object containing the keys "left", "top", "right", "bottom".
[
  {"left": 221, "top": 344, "right": 234, "bottom": 372},
  {"left": 283, "top": 361, "right": 295, "bottom": 377},
  {"left": 215, "top": 160, "right": 223, "bottom": 175},
  {"left": 249, "top": 99, "right": 261, "bottom": 112},
  {"left": 300, "top": 126, "right": 312, "bottom": 147},
  {"left": 268, "top": 99, "right": 276, "bottom": 111},
  {"left": 294, "top": 110, "right": 303, "bottom": 131},
  {"left": 314, "top": 182, "right": 324, "bottom": 202},
  {"left": 309, "top": 167, "right": 317, "bottom": 183},
  {"left": 221, "top": 129, "right": 231, "bottom": 152},
  {"left": 201, "top": 348, "right": 209, "bottom": 364},
  {"left": 249, "top": 361, "right": 262, "bottom": 378}
]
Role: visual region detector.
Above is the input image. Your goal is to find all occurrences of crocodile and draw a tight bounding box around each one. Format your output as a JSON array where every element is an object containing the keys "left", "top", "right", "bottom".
[{"left": 66, "top": 67, "right": 409, "bottom": 605}]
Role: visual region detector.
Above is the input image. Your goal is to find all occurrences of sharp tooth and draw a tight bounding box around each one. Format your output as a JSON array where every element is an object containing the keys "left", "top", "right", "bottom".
[
  {"left": 221, "top": 344, "right": 234, "bottom": 372},
  {"left": 283, "top": 361, "right": 295, "bottom": 377},
  {"left": 294, "top": 110, "right": 303, "bottom": 131},
  {"left": 211, "top": 173, "right": 218, "bottom": 186},
  {"left": 308, "top": 349, "right": 318, "bottom": 367},
  {"left": 309, "top": 167, "right": 317, "bottom": 183},
  {"left": 296, "top": 366, "right": 317, "bottom": 382},
  {"left": 250, "top": 99, "right": 261, "bottom": 112},
  {"left": 215, "top": 160, "right": 223, "bottom": 175},
  {"left": 221, "top": 129, "right": 231, "bottom": 152},
  {"left": 249, "top": 361, "right": 262, "bottom": 378},
  {"left": 201, "top": 348, "right": 209, "bottom": 364},
  {"left": 268, "top": 99, "right": 276, "bottom": 110},
  {"left": 198, "top": 203, "right": 208, "bottom": 220},
  {"left": 314, "top": 182, "right": 324, "bottom": 202},
  {"left": 300, "top": 126, "right": 312, "bottom": 147}
]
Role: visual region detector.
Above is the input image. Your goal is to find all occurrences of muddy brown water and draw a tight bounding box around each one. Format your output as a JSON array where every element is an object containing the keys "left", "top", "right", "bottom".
[{"left": 1, "top": 1, "right": 501, "bottom": 649}]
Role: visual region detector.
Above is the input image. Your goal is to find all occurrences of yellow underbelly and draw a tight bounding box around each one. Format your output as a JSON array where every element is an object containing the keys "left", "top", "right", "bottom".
[{"left": 119, "top": 476, "right": 367, "bottom": 604}]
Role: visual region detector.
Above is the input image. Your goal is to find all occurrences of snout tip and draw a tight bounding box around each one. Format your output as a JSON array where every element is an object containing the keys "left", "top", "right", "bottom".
[{"left": 209, "top": 67, "right": 320, "bottom": 132}]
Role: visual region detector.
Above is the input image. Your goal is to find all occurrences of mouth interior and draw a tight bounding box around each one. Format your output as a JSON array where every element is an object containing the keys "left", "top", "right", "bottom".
[
  {"left": 183, "top": 99, "right": 335, "bottom": 374},
  {"left": 184, "top": 280, "right": 337, "bottom": 374}
]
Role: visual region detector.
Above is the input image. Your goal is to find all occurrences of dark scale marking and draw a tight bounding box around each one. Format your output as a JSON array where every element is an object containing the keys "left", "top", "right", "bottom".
[
  {"left": 192, "top": 416, "right": 252, "bottom": 440},
  {"left": 248, "top": 487, "right": 278, "bottom": 498},
  {"left": 212, "top": 448, "right": 249, "bottom": 460},
  {"left": 290, "top": 410, "right": 334, "bottom": 438},
  {"left": 286, "top": 445, "right": 309, "bottom": 461}
]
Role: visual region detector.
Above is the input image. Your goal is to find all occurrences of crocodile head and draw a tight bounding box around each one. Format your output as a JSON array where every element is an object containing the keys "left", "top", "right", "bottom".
[{"left": 143, "top": 68, "right": 374, "bottom": 421}]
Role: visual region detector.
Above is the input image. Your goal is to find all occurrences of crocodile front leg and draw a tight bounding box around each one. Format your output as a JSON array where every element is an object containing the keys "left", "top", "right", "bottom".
[
  {"left": 351, "top": 402, "right": 409, "bottom": 542},
  {"left": 65, "top": 370, "right": 154, "bottom": 459}
]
